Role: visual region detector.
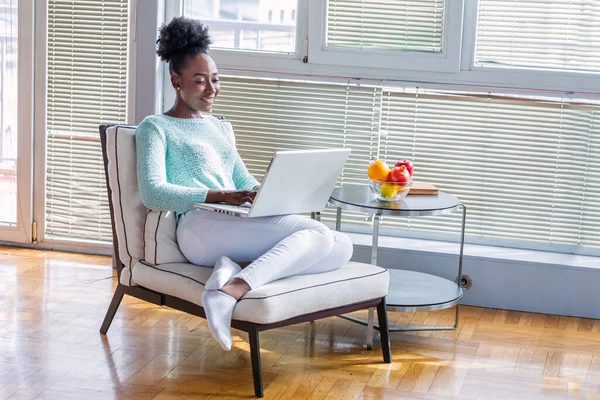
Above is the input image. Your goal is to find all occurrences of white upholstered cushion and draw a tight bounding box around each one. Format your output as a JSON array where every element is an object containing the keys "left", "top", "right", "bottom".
[
  {"left": 132, "top": 261, "right": 212, "bottom": 306},
  {"left": 144, "top": 210, "right": 188, "bottom": 265},
  {"left": 105, "top": 125, "right": 146, "bottom": 285},
  {"left": 119, "top": 267, "right": 134, "bottom": 287},
  {"left": 233, "top": 263, "right": 389, "bottom": 324},
  {"left": 131, "top": 260, "right": 389, "bottom": 324},
  {"left": 105, "top": 125, "right": 191, "bottom": 285}
]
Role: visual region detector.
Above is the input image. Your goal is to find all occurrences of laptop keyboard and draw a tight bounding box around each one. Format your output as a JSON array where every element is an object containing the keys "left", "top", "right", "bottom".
[{"left": 226, "top": 203, "right": 251, "bottom": 211}]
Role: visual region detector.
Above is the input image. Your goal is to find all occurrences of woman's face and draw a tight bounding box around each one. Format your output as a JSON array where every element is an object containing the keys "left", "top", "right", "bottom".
[{"left": 173, "top": 53, "right": 220, "bottom": 113}]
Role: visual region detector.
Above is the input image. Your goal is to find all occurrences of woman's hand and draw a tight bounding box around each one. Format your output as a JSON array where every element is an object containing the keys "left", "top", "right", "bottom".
[
  {"left": 223, "top": 190, "right": 256, "bottom": 206},
  {"left": 206, "top": 190, "right": 256, "bottom": 206}
]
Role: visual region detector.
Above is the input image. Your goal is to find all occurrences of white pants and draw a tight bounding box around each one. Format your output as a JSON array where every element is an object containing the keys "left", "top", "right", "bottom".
[{"left": 176, "top": 209, "right": 353, "bottom": 289}]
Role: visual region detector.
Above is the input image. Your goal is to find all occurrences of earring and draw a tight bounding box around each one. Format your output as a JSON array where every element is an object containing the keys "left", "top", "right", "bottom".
[{"left": 176, "top": 86, "right": 181, "bottom": 90}]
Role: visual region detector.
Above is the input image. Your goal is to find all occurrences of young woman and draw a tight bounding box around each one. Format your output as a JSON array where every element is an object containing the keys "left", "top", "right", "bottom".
[{"left": 136, "top": 17, "right": 353, "bottom": 351}]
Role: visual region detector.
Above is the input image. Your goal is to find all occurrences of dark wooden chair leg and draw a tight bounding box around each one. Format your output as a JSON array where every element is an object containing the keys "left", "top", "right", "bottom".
[
  {"left": 377, "top": 297, "right": 392, "bottom": 363},
  {"left": 100, "top": 285, "right": 125, "bottom": 334},
  {"left": 248, "top": 325, "right": 264, "bottom": 398}
]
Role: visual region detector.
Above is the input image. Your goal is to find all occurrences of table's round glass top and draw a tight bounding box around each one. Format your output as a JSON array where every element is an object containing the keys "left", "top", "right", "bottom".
[{"left": 329, "top": 184, "right": 460, "bottom": 216}]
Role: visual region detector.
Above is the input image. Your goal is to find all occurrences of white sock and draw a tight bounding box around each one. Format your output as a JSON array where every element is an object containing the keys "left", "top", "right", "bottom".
[
  {"left": 205, "top": 256, "right": 243, "bottom": 291},
  {"left": 201, "top": 290, "right": 237, "bottom": 351}
]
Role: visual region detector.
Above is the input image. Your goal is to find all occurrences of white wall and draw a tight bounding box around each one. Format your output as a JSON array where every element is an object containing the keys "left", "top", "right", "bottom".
[{"left": 133, "top": 0, "right": 164, "bottom": 123}]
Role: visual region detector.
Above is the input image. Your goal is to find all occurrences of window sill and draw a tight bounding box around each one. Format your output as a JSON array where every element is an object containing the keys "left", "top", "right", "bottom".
[{"left": 343, "top": 231, "right": 600, "bottom": 271}]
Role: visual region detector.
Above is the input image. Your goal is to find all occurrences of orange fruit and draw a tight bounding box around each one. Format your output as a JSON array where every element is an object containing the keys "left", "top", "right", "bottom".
[{"left": 367, "top": 160, "right": 390, "bottom": 181}]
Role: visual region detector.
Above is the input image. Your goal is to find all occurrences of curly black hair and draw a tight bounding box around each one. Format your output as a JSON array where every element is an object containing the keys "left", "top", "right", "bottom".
[{"left": 156, "top": 16, "right": 212, "bottom": 74}]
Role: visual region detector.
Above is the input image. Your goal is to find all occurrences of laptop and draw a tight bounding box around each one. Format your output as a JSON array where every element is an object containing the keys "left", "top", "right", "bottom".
[{"left": 193, "top": 148, "right": 351, "bottom": 218}]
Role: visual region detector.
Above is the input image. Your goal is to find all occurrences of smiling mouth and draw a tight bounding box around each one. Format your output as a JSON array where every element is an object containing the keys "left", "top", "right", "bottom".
[{"left": 201, "top": 97, "right": 214, "bottom": 104}]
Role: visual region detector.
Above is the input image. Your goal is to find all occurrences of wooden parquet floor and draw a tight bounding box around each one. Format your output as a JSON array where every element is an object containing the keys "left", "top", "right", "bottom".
[{"left": 1, "top": 246, "right": 599, "bottom": 399}]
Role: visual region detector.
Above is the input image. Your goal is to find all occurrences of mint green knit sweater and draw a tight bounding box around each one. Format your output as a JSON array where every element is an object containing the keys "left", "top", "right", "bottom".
[{"left": 136, "top": 114, "right": 259, "bottom": 213}]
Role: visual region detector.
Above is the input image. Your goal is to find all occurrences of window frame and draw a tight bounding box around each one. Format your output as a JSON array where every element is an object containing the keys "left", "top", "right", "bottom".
[
  {"left": 30, "top": 0, "right": 133, "bottom": 249},
  {"left": 161, "top": 1, "right": 600, "bottom": 257},
  {"left": 165, "top": 0, "right": 309, "bottom": 112},
  {"left": 459, "top": 0, "right": 600, "bottom": 94},
  {"left": 172, "top": 0, "right": 600, "bottom": 97},
  {"left": 170, "top": 0, "right": 308, "bottom": 76},
  {"left": 0, "top": 0, "right": 34, "bottom": 244},
  {"left": 307, "top": 0, "right": 465, "bottom": 73}
]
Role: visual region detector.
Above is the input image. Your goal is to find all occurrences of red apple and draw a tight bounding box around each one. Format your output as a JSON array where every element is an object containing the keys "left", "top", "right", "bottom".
[
  {"left": 388, "top": 165, "right": 411, "bottom": 183},
  {"left": 395, "top": 160, "right": 414, "bottom": 176}
]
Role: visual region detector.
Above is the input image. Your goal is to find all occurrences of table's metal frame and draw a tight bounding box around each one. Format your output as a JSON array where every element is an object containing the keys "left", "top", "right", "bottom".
[{"left": 320, "top": 194, "right": 467, "bottom": 349}]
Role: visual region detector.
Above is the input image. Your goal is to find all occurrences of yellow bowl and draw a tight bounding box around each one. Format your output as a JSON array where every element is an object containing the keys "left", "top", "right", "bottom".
[{"left": 368, "top": 179, "right": 412, "bottom": 202}]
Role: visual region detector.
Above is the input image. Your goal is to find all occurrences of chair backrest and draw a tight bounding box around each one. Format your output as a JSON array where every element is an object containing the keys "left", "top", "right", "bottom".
[
  {"left": 100, "top": 125, "right": 147, "bottom": 279},
  {"left": 100, "top": 124, "right": 189, "bottom": 286}
]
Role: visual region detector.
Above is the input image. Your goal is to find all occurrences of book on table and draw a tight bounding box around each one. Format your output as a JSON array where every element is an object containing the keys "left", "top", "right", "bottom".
[{"left": 408, "top": 182, "right": 439, "bottom": 195}]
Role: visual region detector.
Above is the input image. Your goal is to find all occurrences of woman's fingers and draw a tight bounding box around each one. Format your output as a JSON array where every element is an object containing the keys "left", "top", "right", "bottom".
[{"left": 225, "top": 191, "right": 256, "bottom": 205}]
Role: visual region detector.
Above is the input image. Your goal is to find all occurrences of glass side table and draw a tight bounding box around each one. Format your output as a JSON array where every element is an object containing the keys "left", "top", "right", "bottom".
[{"left": 318, "top": 184, "right": 467, "bottom": 349}]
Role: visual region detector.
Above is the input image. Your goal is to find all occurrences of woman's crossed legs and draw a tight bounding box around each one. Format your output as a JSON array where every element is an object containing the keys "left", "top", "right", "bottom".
[{"left": 176, "top": 209, "right": 353, "bottom": 349}]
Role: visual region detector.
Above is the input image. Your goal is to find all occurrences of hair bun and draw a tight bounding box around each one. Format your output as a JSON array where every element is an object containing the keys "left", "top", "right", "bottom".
[{"left": 156, "top": 16, "right": 212, "bottom": 63}]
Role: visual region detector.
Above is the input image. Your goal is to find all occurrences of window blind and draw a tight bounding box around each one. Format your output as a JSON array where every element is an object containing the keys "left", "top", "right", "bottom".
[
  {"left": 212, "top": 75, "right": 600, "bottom": 252},
  {"left": 326, "top": 0, "right": 445, "bottom": 52},
  {"left": 476, "top": 0, "right": 600, "bottom": 73},
  {"left": 380, "top": 90, "right": 600, "bottom": 249},
  {"left": 45, "top": 0, "right": 128, "bottom": 242}
]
